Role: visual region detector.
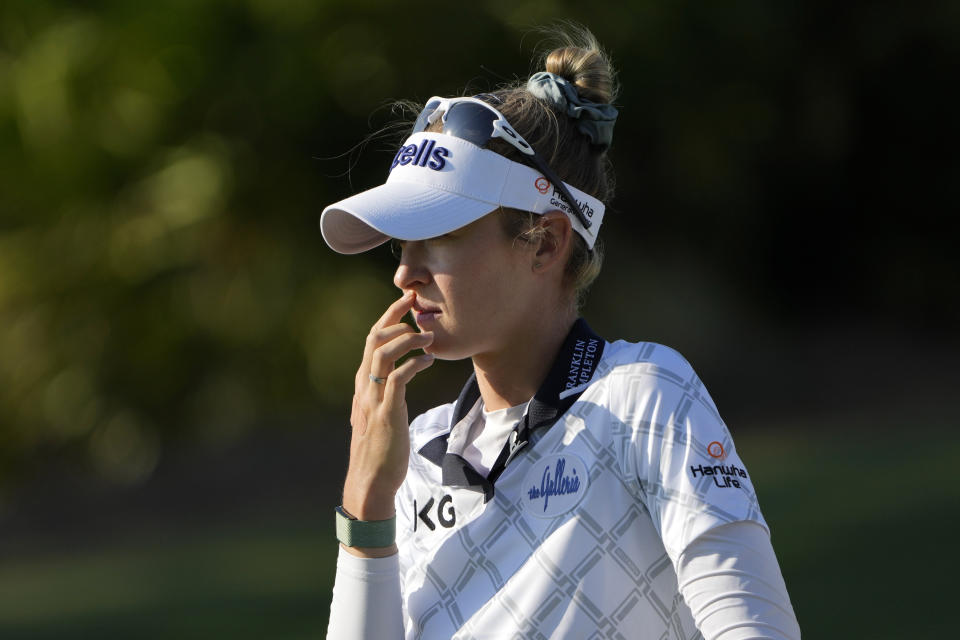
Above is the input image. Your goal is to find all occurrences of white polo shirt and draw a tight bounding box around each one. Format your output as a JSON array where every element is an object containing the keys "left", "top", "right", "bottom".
[{"left": 393, "top": 319, "right": 767, "bottom": 639}]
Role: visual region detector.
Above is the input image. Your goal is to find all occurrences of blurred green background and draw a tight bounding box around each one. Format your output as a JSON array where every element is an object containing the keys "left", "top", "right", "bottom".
[{"left": 1, "top": 0, "right": 957, "bottom": 637}]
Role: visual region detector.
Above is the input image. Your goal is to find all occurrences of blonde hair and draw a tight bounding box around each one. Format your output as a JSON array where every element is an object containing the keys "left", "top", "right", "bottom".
[
  {"left": 423, "top": 26, "right": 618, "bottom": 310},
  {"left": 489, "top": 27, "right": 617, "bottom": 310}
]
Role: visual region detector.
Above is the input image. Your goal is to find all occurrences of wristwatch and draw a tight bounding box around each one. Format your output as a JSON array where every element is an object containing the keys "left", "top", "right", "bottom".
[{"left": 335, "top": 505, "right": 396, "bottom": 548}]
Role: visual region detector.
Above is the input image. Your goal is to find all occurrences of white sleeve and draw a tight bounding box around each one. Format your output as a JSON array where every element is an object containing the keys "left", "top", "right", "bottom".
[
  {"left": 615, "top": 346, "right": 768, "bottom": 563},
  {"left": 326, "top": 547, "right": 404, "bottom": 640},
  {"left": 677, "top": 521, "right": 802, "bottom": 640}
]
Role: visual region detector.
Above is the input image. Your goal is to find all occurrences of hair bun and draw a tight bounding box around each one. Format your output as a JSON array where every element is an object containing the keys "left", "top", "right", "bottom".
[{"left": 544, "top": 45, "right": 615, "bottom": 105}]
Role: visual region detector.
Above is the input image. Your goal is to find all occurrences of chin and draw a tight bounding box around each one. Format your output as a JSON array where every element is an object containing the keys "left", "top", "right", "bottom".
[{"left": 423, "top": 335, "right": 474, "bottom": 362}]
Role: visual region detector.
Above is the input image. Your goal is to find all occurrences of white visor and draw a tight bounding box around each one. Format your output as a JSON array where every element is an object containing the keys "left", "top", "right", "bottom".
[{"left": 320, "top": 132, "right": 605, "bottom": 254}]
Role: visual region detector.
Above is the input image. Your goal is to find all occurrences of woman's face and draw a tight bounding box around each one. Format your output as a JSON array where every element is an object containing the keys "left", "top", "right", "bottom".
[{"left": 393, "top": 211, "right": 538, "bottom": 360}]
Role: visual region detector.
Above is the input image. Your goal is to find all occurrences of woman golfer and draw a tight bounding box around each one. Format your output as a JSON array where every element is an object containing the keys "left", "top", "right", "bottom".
[{"left": 320, "top": 31, "right": 801, "bottom": 640}]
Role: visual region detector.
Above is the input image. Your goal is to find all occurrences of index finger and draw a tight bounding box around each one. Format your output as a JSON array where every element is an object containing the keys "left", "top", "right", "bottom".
[{"left": 373, "top": 291, "right": 416, "bottom": 331}]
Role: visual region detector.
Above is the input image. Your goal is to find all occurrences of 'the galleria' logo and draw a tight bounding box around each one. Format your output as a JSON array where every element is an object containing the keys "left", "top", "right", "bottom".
[{"left": 522, "top": 453, "right": 589, "bottom": 518}]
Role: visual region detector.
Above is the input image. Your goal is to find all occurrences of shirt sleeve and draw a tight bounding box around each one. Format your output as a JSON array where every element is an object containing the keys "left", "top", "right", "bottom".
[
  {"left": 326, "top": 547, "right": 404, "bottom": 640},
  {"left": 614, "top": 346, "right": 768, "bottom": 562},
  {"left": 677, "top": 521, "right": 802, "bottom": 640}
]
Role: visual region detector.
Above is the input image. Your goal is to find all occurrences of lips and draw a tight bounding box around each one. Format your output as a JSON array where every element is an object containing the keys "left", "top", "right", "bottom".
[
  {"left": 413, "top": 301, "right": 441, "bottom": 314},
  {"left": 412, "top": 298, "right": 441, "bottom": 327}
]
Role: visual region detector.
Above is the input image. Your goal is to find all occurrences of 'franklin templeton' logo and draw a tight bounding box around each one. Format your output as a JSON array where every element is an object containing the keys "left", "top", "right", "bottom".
[
  {"left": 566, "top": 337, "right": 600, "bottom": 390},
  {"left": 522, "top": 454, "right": 589, "bottom": 518}
]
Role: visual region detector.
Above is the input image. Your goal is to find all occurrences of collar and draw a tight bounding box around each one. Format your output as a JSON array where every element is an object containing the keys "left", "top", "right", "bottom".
[{"left": 417, "top": 318, "right": 606, "bottom": 502}]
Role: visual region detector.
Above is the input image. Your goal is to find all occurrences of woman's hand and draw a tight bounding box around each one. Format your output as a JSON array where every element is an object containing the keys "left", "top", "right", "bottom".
[{"left": 342, "top": 291, "right": 435, "bottom": 541}]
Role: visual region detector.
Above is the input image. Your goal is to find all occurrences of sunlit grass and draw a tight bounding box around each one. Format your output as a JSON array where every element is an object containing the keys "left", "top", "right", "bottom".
[
  {"left": 0, "top": 520, "right": 336, "bottom": 639},
  {"left": 1, "top": 425, "right": 957, "bottom": 638},
  {"left": 737, "top": 423, "right": 959, "bottom": 639}
]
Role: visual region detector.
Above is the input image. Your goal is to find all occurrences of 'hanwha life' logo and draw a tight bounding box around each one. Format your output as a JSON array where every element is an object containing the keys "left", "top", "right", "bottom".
[
  {"left": 522, "top": 453, "right": 589, "bottom": 518},
  {"left": 708, "top": 441, "right": 725, "bottom": 458},
  {"left": 534, "top": 177, "right": 551, "bottom": 194}
]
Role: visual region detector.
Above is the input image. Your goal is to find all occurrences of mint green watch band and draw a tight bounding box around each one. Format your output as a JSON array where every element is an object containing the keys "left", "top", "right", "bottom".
[{"left": 335, "top": 506, "right": 396, "bottom": 548}]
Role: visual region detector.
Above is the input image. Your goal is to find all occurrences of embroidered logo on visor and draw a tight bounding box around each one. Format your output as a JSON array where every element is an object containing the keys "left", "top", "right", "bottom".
[
  {"left": 522, "top": 453, "right": 589, "bottom": 518},
  {"left": 390, "top": 139, "right": 451, "bottom": 172},
  {"left": 535, "top": 177, "right": 551, "bottom": 194},
  {"left": 549, "top": 186, "right": 596, "bottom": 220}
]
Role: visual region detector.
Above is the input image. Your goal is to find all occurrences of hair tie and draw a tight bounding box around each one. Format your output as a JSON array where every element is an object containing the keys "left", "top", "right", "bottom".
[{"left": 526, "top": 71, "right": 619, "bottom": 149}]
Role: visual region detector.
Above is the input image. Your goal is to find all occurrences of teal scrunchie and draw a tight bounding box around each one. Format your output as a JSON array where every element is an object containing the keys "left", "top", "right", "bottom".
[{"left": 526, "top": 71, "right": 619, "bottom": 148}]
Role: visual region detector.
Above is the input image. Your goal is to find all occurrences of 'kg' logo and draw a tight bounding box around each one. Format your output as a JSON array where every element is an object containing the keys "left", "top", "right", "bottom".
[{"left": 413, "top": 494, "right": 456, "bottom": 531}]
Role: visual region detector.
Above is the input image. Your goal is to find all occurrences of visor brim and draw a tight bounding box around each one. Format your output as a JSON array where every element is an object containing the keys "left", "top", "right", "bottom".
[{"left": 320, "top": 180, "right": 499, "bottom": 255}]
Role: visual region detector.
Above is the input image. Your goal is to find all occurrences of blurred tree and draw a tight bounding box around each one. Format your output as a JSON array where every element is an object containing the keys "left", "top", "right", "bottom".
[{"left": 0, "top": 0, "right": 956, "bottom": 488}]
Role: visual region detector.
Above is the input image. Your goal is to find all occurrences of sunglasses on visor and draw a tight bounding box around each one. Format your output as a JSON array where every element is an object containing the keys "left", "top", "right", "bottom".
[{"left": 413, "top": 95, "right": 594, "bottom": 232}]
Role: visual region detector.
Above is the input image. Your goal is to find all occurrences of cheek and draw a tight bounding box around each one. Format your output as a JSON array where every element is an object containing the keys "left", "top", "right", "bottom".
[
  {"left": 450, "top": 259, "right": 529, "bottom": 324},
  {"left": 440, "top": 275, "right": 496, "bottom": 323}
]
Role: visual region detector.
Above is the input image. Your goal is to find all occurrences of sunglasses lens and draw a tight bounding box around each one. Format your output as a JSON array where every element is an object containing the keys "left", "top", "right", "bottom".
[
  {"left": 413, "top": 99, "right": 442, "bottom": 133},
  {"left": 405, "top": 97, "right": 591, "bottom": 233},
  {"left": 443, "top": 103, "right": 497, "bottom": 148}
]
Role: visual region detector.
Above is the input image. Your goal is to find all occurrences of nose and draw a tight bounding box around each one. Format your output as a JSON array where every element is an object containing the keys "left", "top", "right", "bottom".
[{"left": 393, "top": 241, "right": 431, "bottom": 292}]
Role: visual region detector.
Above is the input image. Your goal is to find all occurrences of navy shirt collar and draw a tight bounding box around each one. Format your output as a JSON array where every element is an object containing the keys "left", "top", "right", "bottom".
[{"left": 417, "top": 318, "right": 605, "bottom": 501}]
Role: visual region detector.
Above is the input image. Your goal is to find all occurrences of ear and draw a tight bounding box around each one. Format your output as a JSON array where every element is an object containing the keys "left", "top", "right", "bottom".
[{"left": 531, "top": 210, "right": 574, "bottom": 273}]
